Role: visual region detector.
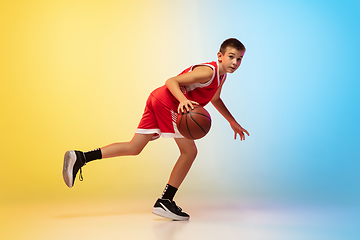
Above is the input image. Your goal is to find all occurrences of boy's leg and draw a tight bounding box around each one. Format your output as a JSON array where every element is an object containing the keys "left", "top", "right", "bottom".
[
  {"left": 101, "top": 133, "right": 154, "bottom": 158},
  {"left": 168, "top": 138, "right": 197, "bottom": 188},
  {"left": 63, "top": 133, "right": 153, "bottom": 188},
  {"left": 152, "top": 138, "right": 197, "bottom": 221}
]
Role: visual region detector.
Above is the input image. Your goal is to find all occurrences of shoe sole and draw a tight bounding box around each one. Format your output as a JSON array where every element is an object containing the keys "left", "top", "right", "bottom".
[
  {"left": 152, "top": 207, "right": 190, "bottom": 221},
  {"left": 63, "top": 150, "right": 76, "bottom": 188}
]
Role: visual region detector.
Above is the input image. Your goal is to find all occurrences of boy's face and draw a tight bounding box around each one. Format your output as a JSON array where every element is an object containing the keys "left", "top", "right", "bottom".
[{"left": 217, "top": 47, "right": 245, "bottom": 74}]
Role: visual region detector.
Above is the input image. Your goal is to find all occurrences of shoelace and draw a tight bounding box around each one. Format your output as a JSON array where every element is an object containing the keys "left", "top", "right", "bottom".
[
  {"left": 78, "top": 152, "right": 87, "bottom": 181},
  {"left": 172, "top": 201, "right": 182, "bottom": 212},
  {"left": 79, "top": 168, "right": 83, "bottom": 181}
]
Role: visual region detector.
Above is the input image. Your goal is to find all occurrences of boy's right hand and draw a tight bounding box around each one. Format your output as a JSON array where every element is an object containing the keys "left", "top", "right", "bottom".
[{"left": 178, "top": 100, "right": 199, "bottom": 113}]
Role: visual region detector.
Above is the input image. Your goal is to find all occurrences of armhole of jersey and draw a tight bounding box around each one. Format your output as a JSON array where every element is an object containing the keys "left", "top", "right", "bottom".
[{"left": 188, "top": 63, "right": 216, "bottom": 88}]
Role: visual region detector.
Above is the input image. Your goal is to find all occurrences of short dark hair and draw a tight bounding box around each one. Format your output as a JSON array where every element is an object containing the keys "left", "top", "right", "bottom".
[{"left": 220, "top": 38, "right": 246, "bottom": 54}]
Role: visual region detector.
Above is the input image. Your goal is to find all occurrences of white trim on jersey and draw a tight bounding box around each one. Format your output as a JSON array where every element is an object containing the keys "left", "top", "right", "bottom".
[
  {"left": 184, "top": 61, "right": 225, "bottom": 92},
  {"left": 172, "top": 121, "right": 185, "bottom": 138},
  {"left": 135, "top": 128, "right": 161, "bottom": 140},
  {"left": 216, "top": 60, "right": 221, "bottom": 86},
  {"left": 136, "top": 127, "right": 185, "bottom": 141},
  {"left": 184, "top": 63, "right": 216, "bottom": 92},
  {"left": 216, "top": 61, "right": 227, "bottom": 85}
]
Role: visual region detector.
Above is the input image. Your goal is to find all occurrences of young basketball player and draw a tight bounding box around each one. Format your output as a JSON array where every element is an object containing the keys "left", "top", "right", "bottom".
[{"left": 63, "top": 38, "right": 250, "bottom": 221}]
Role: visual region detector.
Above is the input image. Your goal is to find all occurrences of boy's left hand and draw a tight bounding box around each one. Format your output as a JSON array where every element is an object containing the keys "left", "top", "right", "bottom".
[{"left": 230, "top": 121, "right": 249, "bottom": 141}]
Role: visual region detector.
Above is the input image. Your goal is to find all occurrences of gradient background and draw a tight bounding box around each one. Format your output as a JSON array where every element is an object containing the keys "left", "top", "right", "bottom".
[{"left": 1, "top": 0, "right": 359, "bottom": 237}]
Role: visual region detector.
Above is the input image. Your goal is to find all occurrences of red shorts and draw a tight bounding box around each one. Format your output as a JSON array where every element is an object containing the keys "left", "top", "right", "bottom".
[{"left": 136, "top": 94, "right": 184, "bottom": 140}]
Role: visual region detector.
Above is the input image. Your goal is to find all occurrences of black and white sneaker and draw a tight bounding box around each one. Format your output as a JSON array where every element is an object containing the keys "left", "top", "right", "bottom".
[
  {"left": 63, "top": 150, "right": 86, "bottom": 188},
  {"left": 152, "top": 198, "right": 190, "bottom": 221}
]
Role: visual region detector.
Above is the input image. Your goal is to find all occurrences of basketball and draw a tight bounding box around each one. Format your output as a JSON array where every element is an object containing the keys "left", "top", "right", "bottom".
[{"left": 176, "top": 106, "right": 211, "bottom": 140}]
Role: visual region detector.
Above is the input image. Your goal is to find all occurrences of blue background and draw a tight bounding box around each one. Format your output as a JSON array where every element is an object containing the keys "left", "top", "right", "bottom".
[{"left": 186, "top": 0, "right": 360, "bottom": 205}]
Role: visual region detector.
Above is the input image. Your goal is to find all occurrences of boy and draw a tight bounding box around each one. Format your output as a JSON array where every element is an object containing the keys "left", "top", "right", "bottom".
[{"left": 63, "top": 38, "right": 249, "bottom": 221}]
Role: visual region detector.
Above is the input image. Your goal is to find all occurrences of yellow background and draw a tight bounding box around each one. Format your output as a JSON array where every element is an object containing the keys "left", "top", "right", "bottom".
[{"left": 1, "top": 0, "right": 214, "bottom": 206}]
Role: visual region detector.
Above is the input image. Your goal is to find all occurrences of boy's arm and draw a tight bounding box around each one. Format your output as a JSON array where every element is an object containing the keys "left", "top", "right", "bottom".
[
  {"left": 166, "top": 66, "right": 213, "bottom": 113},
  {"left": 211, "top": 81, "right": 250, "bottom": 140}
]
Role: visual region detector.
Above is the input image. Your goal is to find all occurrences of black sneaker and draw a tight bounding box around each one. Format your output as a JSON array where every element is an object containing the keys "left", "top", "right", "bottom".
[
  {"left": 63, "top": 150, "right": 86, "bottom": 188},
  {"left": 152, "top": 198, "right": 190, "bottom": 221}
]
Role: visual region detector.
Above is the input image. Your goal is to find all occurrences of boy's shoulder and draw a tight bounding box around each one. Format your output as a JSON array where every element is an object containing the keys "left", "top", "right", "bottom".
[
  {"left": 180, "top": 61, "right": 217, "bottom": 74},
  {"left": 193, "top": 61, "right": 217, "bottom": 68}
]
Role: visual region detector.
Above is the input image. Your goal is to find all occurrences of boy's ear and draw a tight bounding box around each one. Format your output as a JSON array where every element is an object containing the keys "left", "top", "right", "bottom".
[{"left": 217, "top": 52, "right": 223, "bottom": 62}]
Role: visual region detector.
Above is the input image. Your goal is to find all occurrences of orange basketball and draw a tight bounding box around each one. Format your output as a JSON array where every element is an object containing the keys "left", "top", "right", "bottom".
[{"left": 176, "top": 106, "right": 211, "bottom": 140}]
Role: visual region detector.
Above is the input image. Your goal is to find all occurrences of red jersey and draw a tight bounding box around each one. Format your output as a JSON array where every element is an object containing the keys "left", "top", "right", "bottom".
[{"left": 150, "top": 61, "right": 227, "bottom": 110}]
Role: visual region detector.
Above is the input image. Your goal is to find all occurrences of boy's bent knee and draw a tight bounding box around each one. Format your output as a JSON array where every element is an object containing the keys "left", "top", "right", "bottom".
[
  {"left": 128, "top": 134, "right": 151, "bottom": 156},
  {"left": 129, "top": 146, "right": 143, "bottom": 156},
  {"left": 182, "top": 145, "right": 198, "bottom": 159},
  {"left": 191, "top": 147, "right": 198, "bottom": 159}
]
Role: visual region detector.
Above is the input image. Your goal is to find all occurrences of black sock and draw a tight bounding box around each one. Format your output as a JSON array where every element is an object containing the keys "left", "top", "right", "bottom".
[
  {"left": 161, "top": 184, "right": 178, "bottom": 201},
  {"left": 84, "top": 148, "right": 102, "bottom": 163}
]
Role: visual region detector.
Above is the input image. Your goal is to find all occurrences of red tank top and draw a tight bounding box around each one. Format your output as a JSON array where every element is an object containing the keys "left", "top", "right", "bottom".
[{"left": 151, "top": 61, "right": 227, "bottom": 110}]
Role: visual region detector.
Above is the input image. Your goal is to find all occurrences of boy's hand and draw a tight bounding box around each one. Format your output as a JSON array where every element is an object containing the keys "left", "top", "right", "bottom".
[
  {"left": 178, "top": 100, "right": 199, "bottom": 113},
  {"left": 230, "top": 121, "right": 250, "bottom": 141}
]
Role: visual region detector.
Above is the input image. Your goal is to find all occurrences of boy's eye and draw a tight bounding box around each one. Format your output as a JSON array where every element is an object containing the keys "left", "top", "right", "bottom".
[{"left": 229, "top": 56, "right": 234, "bottom": 59}]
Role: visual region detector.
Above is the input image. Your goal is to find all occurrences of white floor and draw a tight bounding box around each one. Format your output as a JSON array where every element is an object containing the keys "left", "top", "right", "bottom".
[{"left": 1, "top": 198, "right": 359, "bottom": 240}]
